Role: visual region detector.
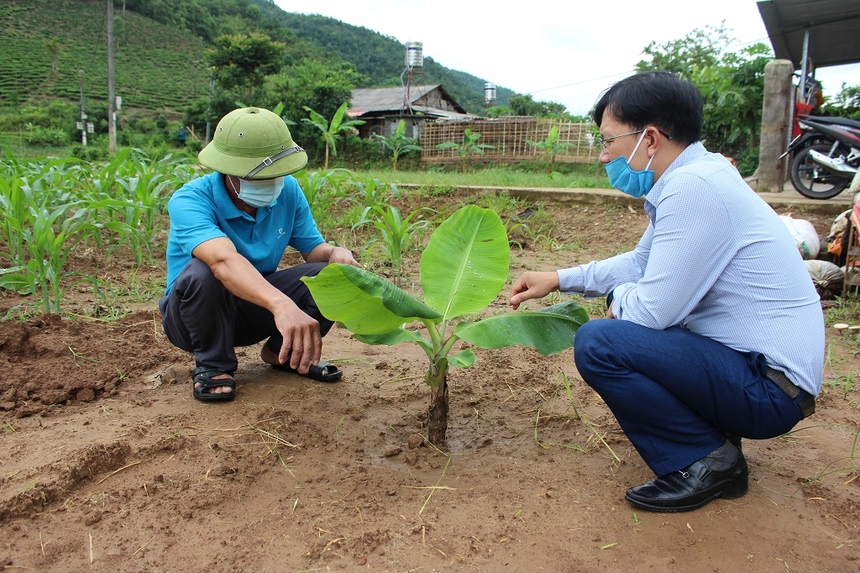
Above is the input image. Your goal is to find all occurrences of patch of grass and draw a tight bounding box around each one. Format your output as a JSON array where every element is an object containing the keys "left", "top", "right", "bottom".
[
  {"left": 823, "top": 371, "right": 858, "bottom": 401},
  {"left": 823, "top": 297, "right": 860, "bottom": 326},
  {"left": 363, "top": 164, "right": 606, "bottom": 190}
]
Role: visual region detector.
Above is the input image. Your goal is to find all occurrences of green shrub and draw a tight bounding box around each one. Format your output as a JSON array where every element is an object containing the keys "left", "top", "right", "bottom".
[
  {"left": 69, "top": 143, "right": 109, "bottom": 162},
  {"left": 24, "top": 124, "right": 70, "bottom": 146},
  {"left": 126, "top": 116, "right": 159, "bottom": 134}
]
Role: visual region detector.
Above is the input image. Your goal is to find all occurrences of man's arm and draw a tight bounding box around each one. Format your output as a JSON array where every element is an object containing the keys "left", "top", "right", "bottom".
[
  {"left": 302, "top": 242, "right": 361, "bottom": 267},
  {"left": 193, "top": 237, "right": 322, "bottom": 374}
]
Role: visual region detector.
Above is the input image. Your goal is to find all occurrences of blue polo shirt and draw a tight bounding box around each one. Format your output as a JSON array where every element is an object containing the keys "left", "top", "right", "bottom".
[{"left": 164, "top": 171, "right": 324, "bottom": 295}]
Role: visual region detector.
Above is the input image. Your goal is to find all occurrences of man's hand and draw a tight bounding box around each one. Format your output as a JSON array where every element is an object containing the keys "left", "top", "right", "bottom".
[
  {"left": 509, "top": 271, "right": 560, "bottom": 310},
  {"left": 327, "top": 245, "right": 361, "bottom": 267},
  {"left": 270, "top": 298, "right": 321, "bottom": 373}
]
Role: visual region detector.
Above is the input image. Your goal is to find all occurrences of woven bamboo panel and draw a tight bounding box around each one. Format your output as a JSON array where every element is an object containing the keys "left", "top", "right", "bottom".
[{"left": 420, "top": 117, "right": 600, "bottom": 165}]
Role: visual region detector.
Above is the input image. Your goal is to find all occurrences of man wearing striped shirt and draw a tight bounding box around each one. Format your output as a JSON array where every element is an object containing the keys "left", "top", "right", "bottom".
[{"left": 509, "top": 71, "right": 823, "bottom": 512}]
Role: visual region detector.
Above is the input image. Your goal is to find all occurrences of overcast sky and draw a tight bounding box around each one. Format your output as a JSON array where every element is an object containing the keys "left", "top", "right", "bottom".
[{"left": 272, "top": 0, "right": 860, "bottom": 116}]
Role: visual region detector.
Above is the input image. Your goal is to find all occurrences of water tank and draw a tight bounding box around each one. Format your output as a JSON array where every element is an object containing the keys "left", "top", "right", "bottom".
[
  {"left": 405, "top": 41, "right": 423, "bottom": 68},
  {"left": 484, "top": 82, "right": 497, "bottom": 105}
]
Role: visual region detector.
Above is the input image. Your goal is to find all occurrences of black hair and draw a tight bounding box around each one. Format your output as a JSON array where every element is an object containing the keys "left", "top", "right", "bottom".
[{"left": 593, "top": 71, "right": 703, "bottom": 146}]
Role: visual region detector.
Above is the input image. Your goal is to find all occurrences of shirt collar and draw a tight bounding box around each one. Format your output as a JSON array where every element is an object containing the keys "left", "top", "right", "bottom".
[{"left": 645, "top": 141, "right": 707, "bottom": 211}]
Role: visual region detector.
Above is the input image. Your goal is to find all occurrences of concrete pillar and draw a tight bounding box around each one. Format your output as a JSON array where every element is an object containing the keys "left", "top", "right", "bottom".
[{"left": 757, "top": 59, "right": 794, "bottom": 193}]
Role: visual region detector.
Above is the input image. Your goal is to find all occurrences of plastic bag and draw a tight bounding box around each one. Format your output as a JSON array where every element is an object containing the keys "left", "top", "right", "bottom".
[
  {"left": 780, "top": 215, "right": 821, "bottom": 259},
  {"left": 805, "top": 259, "right": 843, "bottom": 299}
]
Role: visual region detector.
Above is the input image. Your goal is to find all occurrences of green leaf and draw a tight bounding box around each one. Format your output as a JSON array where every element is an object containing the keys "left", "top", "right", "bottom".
[
  {"left": 302, "top": 263, "right": 441, "bottom": 334},
  {"left": 420, "top": 205, "right": 509, "bottom": 321},
  {"left": 454, "top": 300, "right": 589, "bottom": 355},
  {"left": 448, "top": 348, "right": 476, "bottom": 368},
  {"left": 354, "top": 328, "right": 433, "bottom": 355}
]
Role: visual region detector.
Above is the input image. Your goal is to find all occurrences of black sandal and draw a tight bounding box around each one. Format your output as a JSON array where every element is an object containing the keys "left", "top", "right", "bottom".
[
  {"left": 192, "top": 366, "right": 236, "bottom": 402},
  {"left": 271, "top": 360, "right": 343, "bottom": 383}
]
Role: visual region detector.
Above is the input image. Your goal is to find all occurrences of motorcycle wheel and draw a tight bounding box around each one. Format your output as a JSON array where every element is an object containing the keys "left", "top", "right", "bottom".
[{"left": 789, "top": 143, "right": 849, "bottom": 199}]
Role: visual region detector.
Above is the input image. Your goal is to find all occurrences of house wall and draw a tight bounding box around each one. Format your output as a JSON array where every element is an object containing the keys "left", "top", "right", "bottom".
[
  {"left": 357, "top": 115, "right": 427, "bottom": 140},
  {"left": 416, "top": 91, "right": 449, "bottom": 111}
]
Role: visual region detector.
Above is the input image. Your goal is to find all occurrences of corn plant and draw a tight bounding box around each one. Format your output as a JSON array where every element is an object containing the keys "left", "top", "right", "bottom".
[
  {"left": 0, "top": 151, "right": 195, "bottom": 315},
  {"left": 86, "top": 149, "right": 193, "bottom": 264},
  {"left": 303, "top": 205, "right": 588, "bottom": 448},
  {"left": 293, "top": 168, "right": 354, "bottom": 233},
  {"left": 350, "top": 176, "right": 400, "bottom": 215},
  {"left": 0, "top": 160, "right": 32, "bottom": 266},
  {"left": 0, "top": 202, "right": 93, "bottom": 313},
  {"left": 354, "top": 204, "right": 432, "bottom": 286}
]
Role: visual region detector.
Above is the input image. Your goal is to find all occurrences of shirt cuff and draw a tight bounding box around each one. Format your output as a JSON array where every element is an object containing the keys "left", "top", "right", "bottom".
[{"left": 557, "top": 267, "right": 584, "bottom": 292}]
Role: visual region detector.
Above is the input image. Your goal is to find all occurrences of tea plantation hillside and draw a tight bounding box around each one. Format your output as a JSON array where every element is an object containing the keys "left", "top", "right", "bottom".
[
  {"left": 0, "top": 0, "right": 513, "bottom": 119},
  {"left": 0, "top": 0, "right": 209, "bottom": 112}
]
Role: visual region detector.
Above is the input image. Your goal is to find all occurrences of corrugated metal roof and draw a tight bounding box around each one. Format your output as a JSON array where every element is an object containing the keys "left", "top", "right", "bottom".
[
  {"left": 410, "top": 105, "right": 477, "bottom": 121},
  {"left": 348, "top": 85, "right": 474, "bottom": 118},
  {"left": 758, "top": 0, "right": 860, "bottom": 68},
  {"left": 350, "top": 85, "right": 437, "bottom": 113}
]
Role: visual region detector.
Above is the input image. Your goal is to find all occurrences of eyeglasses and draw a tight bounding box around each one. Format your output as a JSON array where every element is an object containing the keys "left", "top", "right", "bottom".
[
  {"left": 596, "top": 129, "right": 644, "bottom": 149},
  {"left": 597, "top": 128, "right": 673, "bottom": 149}
]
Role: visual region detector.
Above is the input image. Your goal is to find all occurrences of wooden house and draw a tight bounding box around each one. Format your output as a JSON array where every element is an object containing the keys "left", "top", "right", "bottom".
[{"left": 348, "top": 84, "right": 478, "bottom": 139}]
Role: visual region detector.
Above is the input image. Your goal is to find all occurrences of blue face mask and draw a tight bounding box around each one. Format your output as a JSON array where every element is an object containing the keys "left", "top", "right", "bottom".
[
  {"left": 604, "top": 130, "right": 655, "bottom": 198},
  {"left": 237, "top": 176, "right": 285, "bottom": 207}
]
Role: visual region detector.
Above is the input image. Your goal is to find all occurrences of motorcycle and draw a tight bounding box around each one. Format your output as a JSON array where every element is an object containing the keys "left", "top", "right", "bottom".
[{"left": 786, "top": 116, "right": 860, "bottom": 199}]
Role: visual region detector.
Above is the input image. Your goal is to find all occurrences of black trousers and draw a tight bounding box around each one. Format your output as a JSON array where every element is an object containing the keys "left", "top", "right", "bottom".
[{"left": 158, "top": 258, "right": 332, "bottom": 373}]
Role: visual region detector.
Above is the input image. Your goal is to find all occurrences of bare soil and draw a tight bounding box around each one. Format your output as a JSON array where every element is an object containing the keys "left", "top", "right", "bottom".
[{"left": 1, "top": 189, "right": 858, "bottom": 573}]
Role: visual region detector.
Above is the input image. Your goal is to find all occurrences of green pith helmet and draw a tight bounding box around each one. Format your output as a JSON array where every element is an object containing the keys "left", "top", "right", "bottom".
[{"left": 198, "top": 107, "right": 307, "bottom": 179}]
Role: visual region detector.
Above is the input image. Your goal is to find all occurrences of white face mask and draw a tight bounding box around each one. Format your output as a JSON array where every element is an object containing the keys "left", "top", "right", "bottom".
[{"left": 236, "top": 176, "right": 285, "bottom": 207}]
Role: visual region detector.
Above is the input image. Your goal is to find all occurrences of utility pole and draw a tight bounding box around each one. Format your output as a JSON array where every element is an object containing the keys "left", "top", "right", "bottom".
[
  {"left": 205, "top": 71, "right": 214, "bottom": 144},
  {"left": 107, "top": 0, "right": 117, "bottom": 154},
  {"left": 77, "top": 70, "right": 88, "bottom": 147},
  {"left": 79, "top": 72, "right": 86, "bottom": 148}
]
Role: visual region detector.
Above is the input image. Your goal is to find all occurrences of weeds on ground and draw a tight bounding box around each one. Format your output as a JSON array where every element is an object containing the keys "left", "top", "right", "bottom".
[{"left": 533, "top": 371, "right": 620, "bottom": 462}]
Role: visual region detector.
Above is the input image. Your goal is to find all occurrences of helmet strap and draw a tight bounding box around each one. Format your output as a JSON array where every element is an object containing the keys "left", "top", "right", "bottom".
[{"left": 244, "top": 146, "right": 304, "bottom": 178}]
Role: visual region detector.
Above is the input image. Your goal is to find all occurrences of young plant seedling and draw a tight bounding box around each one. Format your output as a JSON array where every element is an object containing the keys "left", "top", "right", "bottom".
[{"left": 302, "top": 205, "right": 588, "bottom": 448}]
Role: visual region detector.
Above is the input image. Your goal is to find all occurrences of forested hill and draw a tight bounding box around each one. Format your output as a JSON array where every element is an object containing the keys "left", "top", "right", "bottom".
[
  {"left": 267, "top": 10, "right": 515, "bottom": 113},
  {"left": 0, "top": 0, "right": 512, "bottom": 116}
]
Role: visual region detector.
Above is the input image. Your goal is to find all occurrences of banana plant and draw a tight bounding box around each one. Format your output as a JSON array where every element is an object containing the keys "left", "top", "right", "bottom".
[
  {"left": 301, "top": 102, "right": 365, "bottom": 170},
  {"left": 302, "top": 205, "right": 588, "bottom": 448},
  {"left": 435, "top": 128, "right": 494, "bottom": 172},
  {"left": 371, "top": 119, "right": 422, "bottom": 171},
  {"left": 526, "top": 125, "right": 574, "bottom": 173}
]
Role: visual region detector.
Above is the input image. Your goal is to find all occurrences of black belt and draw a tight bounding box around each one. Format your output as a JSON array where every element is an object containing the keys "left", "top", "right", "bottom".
[{"left": 766, "top": 368, "right": 815, "bottom": 419}]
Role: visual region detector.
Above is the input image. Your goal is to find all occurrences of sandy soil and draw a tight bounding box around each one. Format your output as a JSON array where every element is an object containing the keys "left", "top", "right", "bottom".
[{"left": 1, "top": 189, "right": 858, "bottom": 573}]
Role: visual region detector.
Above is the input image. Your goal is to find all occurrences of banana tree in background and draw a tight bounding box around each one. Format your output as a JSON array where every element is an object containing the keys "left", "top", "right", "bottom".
[
  {"left": 371, "top": 119, "right": 422, "bottom": 171},
  {"left": 301, "top": 102, "right": 365, "bottom": 169},
  {"left": 435, "top": 128, "right": 494, "bottom": 172},
  {"left": 302, "top": 205, "right": 588, "bottom": 448},
  {"left": 527, "top": 125, "right": 574, "bottom": 173}
]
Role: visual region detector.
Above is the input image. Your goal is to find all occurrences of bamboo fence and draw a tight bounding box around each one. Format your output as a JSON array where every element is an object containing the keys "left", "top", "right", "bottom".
[{"left": 419, "top": 117, "right": 600, "bottom": 165}]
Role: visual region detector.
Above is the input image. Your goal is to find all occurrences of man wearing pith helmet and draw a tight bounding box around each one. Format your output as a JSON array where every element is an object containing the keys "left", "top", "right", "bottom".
[{"left": 159, "top": 107, "right": 360, "bottom": 402}]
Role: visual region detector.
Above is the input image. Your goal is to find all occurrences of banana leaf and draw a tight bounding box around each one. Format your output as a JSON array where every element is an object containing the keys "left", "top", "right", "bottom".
[
  {"left": 454, "top": 300, "right": 589, "bottom": 355},
  {"left": 420, "top": 205, "right": 509, "bottom": 322},
  {"left": 354, "top": 328, "right": 433, "bottom": 355},
  {"left": 302, "top": 263, "right": 440, "bottom": 335}
]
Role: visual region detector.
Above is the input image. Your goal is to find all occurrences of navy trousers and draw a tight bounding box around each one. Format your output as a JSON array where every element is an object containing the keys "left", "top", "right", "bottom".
[
  {"left": 573, "top": 318, "right": 807, "bottom": 476},
  {"left": 159, "top": 258, "right": 332, "bottom": 374}
]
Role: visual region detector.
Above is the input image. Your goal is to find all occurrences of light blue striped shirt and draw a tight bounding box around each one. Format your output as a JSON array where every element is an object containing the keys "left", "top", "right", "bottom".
[{"left": 558, "top": 142, "right": 824, "bottom": 396}]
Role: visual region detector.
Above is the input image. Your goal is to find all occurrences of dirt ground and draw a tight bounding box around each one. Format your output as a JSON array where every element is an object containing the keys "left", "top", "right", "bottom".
[{"left": 1, "top": 188, "right": 858, "bottom": 573}]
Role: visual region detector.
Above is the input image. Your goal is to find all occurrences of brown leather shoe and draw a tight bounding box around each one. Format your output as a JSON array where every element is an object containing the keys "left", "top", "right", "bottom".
[{"left": 625, "top": 441, "right": 748, "bottom": 512}]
